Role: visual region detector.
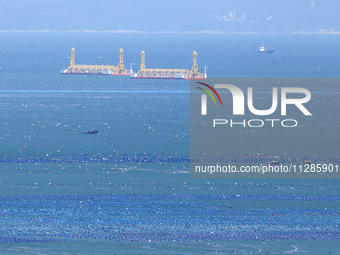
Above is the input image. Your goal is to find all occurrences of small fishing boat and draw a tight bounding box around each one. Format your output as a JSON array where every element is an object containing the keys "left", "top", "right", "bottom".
[{"left": 84, "top": 130, "right": 98, "bottom": 134}]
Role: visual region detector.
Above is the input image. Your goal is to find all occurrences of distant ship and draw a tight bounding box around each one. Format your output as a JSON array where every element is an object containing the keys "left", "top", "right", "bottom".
[
  {"left": 257, "top": 44, "right": 275, "bottom": 54},
  {"left": 84, "top": 130, "right": 98, "bottom": 134}
]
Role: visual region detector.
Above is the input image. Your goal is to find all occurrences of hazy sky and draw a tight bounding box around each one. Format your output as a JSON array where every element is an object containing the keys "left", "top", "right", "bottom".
[{"left": 0, "top": 0, "right": 339, "bottom": 32}]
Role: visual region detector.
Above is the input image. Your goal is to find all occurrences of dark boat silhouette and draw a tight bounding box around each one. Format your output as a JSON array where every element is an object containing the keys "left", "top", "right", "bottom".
[{"left": 84, "top": 130, "right": 98, "bottom": 134}]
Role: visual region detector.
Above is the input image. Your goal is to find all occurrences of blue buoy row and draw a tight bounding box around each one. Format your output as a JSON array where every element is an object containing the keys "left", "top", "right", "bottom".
[
  {"left": 0, "top": 236, "right": 67, "bottom": 243},
  {"left": 0, "top": 152, "right": 338, "bottom": 164},
  {"left": 1, "top": 194, "right": 339, "bottom": 203}
]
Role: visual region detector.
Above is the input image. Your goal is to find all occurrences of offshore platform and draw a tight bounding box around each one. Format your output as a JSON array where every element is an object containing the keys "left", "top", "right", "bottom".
[
  {"left": 131, "top": 50, "right": 206, "bottom": 79},
  {"left": 61, "top": 48, "right": 130, "bottom": 75}
]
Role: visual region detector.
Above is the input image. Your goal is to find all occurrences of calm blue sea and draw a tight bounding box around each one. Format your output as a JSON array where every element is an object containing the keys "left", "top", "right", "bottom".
[{"left": 0, "top": 33, "right": 339, "bottom": 254}]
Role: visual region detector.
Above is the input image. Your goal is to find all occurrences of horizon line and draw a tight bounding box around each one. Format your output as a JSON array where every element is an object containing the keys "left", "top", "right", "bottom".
[{"left": 0, "top": 29, "right": 340, "bottom": 34}]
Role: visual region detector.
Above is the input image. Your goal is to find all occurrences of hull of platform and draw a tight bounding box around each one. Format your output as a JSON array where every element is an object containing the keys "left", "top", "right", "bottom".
[
  {"left": 61, "top": 73, "right": 130, "bottom": 76},
  {"left": 131, "top": 77, "right": 207, "bottom": 80}
]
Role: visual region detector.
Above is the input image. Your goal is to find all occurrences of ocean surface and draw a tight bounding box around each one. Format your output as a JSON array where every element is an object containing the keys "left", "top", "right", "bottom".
[{"left": 0, "top": 33, "right": 339, "bottom": 254}]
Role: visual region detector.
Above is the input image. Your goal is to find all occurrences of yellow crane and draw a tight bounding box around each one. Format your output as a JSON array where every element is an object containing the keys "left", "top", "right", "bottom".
[
  {"left": 61, "top": 48, "right": 130, "bottom": 75},
  {"left": 132, "top": 50, "right": 206, "bottom": 79}
]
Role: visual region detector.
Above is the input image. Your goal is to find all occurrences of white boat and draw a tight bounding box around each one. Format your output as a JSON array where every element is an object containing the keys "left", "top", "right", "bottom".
[{"left": 258, "top": 44, "right": 266, "bottom": 53}]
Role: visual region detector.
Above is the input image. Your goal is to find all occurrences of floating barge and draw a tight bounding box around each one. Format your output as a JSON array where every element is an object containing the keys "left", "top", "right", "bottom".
[
  {"left": 131, "top": 50, "right": 206, "bottom": 79},
  {"left": 61, "top": 48, "right": 207, "bottom": 79},
  {"left": 61, "top": 48, "right": 130, "bottom": 75}
]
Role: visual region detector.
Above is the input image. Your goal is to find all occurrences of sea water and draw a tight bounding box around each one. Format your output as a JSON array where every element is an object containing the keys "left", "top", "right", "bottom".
[{"left": 0, "top": 33, "right": 339, "bottom": 254}]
